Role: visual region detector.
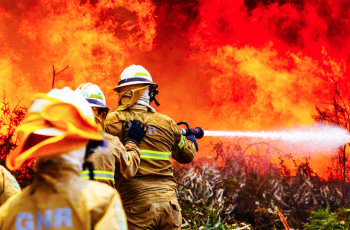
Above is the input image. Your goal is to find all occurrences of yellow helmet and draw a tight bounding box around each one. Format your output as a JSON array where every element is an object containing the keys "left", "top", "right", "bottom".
[{"left": 6, "top": 87, "right": 102, "bottom": 170}]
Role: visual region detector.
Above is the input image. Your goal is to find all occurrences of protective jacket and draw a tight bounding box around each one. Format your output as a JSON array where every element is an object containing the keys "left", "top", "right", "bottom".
[
  {"left": 105, "top": 105, "right": 196, "bottom": 208},
  {"left": 0, "top": 160, "right": 127, "bottom": 230},
  {"left": 81, "top": 132, "right": 141, "bottom": 188},
  {"left": 0, "top": 165, "right": 21, "bottom": 206}
]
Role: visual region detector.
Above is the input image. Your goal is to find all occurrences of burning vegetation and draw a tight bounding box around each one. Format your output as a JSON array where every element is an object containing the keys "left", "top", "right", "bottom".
[
  {"left": 0, "top": 95, "right": 34, "bottom": 187},
  {"left": 1, "top": 0, "right": 350, "bottom": 229}
]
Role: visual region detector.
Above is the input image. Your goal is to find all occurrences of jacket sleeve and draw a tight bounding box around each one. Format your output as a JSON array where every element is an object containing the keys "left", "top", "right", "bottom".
[
  {"left": 0, "top": 165, "right": 21, "bottom": 205},
  {"left": 84, "top": 147, "right": 117, "bottom": 188},
  {"left": 84, "top": 134, "right": 141, "bottom": 187},
  {"left": 94, "top": 192, "right": 128, "bottom": 230},
  {"left": 105, "top": 113, "right": 141, "bottom": 178},
  {"left": 170, "top": 120, "right": 197, "bottom": 164},
  {"left": 106, "top": 134, "right": 141, "bottom": 179}
]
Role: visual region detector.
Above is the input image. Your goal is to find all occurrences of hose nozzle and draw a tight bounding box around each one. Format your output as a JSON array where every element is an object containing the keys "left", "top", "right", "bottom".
[{"left": 177, "top": 122, "right": 204, "bottom": 139}]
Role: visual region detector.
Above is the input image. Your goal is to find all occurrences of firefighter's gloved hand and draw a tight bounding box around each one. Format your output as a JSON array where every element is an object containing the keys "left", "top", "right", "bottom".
[
  {"left": 125, "top": 120, "right": 147, "bottom": 145},
  {"left": 186, "top": 135, "right": 198, "bottom": 151}
]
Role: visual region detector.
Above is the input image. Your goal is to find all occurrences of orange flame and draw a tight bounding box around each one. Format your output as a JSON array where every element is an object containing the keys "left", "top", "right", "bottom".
[
  {"left": 1, "top": 0, "right": 350, "bottom": 178},
  {"left": 184, "top": 0, "right": 350, "bottom": 177},
  {"left": 0, "top": 0, "right": 156, "bottom": 106}
]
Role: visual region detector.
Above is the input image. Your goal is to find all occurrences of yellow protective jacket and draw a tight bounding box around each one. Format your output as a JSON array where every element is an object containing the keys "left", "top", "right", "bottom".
[
  {"left": 81, "top": 132, "right": 141, "bottom": 188},
  {"left": 0, "top": 165, "right": 21, "bottom": 205},
  {"left": 0, "top": 160, "right": 127, "bottom": 230},
  {"left": 105, "top": 105, "right": 196, "bottom": 207}
]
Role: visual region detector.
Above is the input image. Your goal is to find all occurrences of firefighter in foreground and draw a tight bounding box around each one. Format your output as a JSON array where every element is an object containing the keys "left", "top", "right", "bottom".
[
  {"left": 105, "top": 64, "right": 198, "bottom": 229},
  {"left": 75, "top": 83, "right": 145, "bottom": 188},
  {"left": 0, "top": 165, "right": 21, "bottom": 205},
  {"left": 0, "top": 87, "right": 127, "bottom": 230}
]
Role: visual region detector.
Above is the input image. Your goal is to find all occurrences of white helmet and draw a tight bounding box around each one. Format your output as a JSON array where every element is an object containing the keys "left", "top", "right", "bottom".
[
  {"left": 113, "top": 64, "right": 156, "bottom": 92},
  {"left": 75, "top": 83, "right": 109, "bottom": 109}
]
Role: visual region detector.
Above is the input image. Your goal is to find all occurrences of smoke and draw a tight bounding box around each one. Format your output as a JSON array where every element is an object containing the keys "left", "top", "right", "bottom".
[{"left": 205, "top": 124, "right": 350, "bottom": 152}]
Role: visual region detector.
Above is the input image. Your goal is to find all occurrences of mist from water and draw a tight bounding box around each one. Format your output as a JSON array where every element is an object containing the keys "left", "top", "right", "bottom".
[{"left": 204, "top": 124, "right": 350, "bottom": 151}]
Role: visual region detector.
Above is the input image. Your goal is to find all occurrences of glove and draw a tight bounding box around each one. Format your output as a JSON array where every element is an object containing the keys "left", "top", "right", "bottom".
[
  {"left": 125, "top": 120, "right": 147, "bottom": 145},
  {"left": 186, "top": 135, "right": 198, "bottom": 151}
]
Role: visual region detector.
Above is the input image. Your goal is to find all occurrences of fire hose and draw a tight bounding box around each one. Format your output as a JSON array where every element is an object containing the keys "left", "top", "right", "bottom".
[{"left": 177, "top": 121, "right": 204, "bottom": 139}]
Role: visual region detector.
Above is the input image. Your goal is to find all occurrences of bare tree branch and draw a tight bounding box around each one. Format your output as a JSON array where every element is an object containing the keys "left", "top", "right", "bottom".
[{"left": 52, "top": 65, "right": 69, "bottom": 89}]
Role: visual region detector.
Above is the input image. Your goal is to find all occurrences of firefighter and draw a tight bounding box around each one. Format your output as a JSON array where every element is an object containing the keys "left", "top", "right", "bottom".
[
  {"left": 0, "top": 165, "right": 21, "bottom": 205},
  {"left": 105, "top": 64, "right": 198, "bottom": 230},
  {"left": 0, "top": 87, "right": 128, "bottom": 230},
  {"left": 75, "top": 83, "right": 145, "bottom": 188}
]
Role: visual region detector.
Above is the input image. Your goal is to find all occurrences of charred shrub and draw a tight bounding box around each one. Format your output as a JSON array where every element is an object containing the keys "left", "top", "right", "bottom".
[
  {"left": 175, "top": 140, "right": 345, "bottom": 229},
  {"left": 0, "top": 96, "right": 34, "bottom": 188}
]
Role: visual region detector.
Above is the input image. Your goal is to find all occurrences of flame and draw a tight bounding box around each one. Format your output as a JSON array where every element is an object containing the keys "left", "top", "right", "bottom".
[
  {"left": 1, "top": 0, "right": 350, "bottom": 178},
  {"left": 184, "top": 0, "right": 350, "bottom": 177},
  {"left": 188, "top": 0, "right": 349, "bottom": 130},
  {"left": 0, "top": 0, "right": 156, "bottom": 105}
]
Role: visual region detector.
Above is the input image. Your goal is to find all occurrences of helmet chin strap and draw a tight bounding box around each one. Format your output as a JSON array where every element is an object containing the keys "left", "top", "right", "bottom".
[{"left": 149, "top": 84, "right": 160, "bottom": 106}]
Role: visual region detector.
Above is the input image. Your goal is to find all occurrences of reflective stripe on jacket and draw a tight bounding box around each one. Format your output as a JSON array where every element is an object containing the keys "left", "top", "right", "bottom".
[
  {"left": 0, "top": 160, "right": 127, "bottom": 230},
  {"left": 0, "top": 165, "right": 21, "bottom": 206},
  {"left": 80, "top": 132, "right": 141, "bottom": 188},
  {"left": 81, "top": 170, "right": 114, "bottom": 180},
  {"left": 105, "top": 105, "right": 196, "bottom": 207}
]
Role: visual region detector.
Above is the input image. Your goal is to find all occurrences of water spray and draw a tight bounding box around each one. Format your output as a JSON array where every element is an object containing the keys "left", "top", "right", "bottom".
[{"left": 178, "top": 122, "right": 350, "bottom": 151}]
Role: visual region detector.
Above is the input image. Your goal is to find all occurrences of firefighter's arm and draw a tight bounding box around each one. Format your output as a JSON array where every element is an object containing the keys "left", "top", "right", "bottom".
[
  {"left": 105, "top": 113, "right": 143, "bottom": 178},
  {"left": 117, "top": 119, "right": 146, "bottom": 176},
  {"left": 94, "top": 192, "right": 128, "bottom": 230},
  {"left": 109, "top": 120, "right": 145, "bottom": 178},
  {"left": 109, "top": 135, "right": 141, "bottom": 179},
  {"left": 83, "top": 149, "right": 117, "bottom": 188},
  {"left": 171, "top": 121, "right": 197, "bottom": 164},
  {"left": 0, "top": 165, "right": 21, "bottom": 205}
]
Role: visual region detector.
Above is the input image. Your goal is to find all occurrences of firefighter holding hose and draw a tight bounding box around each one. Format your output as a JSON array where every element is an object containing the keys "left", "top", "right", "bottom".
[
  {"left": 75, "top": 83, "right": 146, "bottom": 188},
  {"left": 0, "top": 88, "right": 127, "bottom": 230},
  {"left": 105, "top": 64, "right": 198, "bottom": 229}
]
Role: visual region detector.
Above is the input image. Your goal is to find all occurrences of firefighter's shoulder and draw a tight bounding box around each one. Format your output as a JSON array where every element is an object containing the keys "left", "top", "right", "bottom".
[
  {"left": 101, "top": 131, "right": 120, "bottom": 142},
  {"left": 105, "top": 110, "right": 130, "bottom": 125},
  {"left": 151, "top": 111, "right": 177, "bottom": 127},
  {"left": 0, "top": 186, "right": 27, "bottom": 221},
  {"left": 82, "top": 180, "right": 121, "bottom": 208},
  {"left": 100, "top": 131, "right": 123, "bottom": 155},
  {"left": 83, "top": 180, "right": 119, "bottom": 198}
]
